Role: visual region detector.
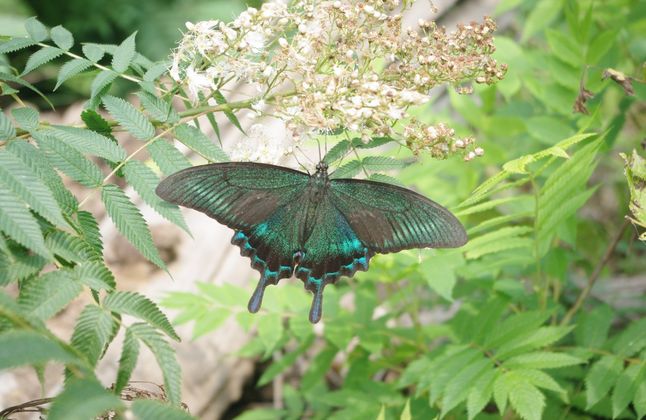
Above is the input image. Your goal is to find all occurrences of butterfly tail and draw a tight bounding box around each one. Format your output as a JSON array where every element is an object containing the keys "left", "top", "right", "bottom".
[
  {"left": 248, "top": 274, "right": 268, "bottom": 313},
  {"left": 309, "top": 283, "right": 325, "bottom": 324}
]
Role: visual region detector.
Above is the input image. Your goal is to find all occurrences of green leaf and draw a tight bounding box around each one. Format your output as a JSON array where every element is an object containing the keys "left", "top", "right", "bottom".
[
  {"left": 6, "top": 140, "right": 78, "bottom": 215},
  {"left": 330, "top": 160, "right": 362, "bottom": 179},
  {"left": 300, "top": 346, "right": 338, "bottom": 391},
  {"left": 258, "top": 336, "right": 312, "bottom": 386},
  {"left": 467, "top": 369, "right": 496, "bottom": 420},
  {"left": 101, "top": 184, "right": 167, "bottom": 270},
  {"left": 24, "top": 17, "right": 48, "bottom": 42},
  {"left": 11, "top": 106, "right": 39, "bottom": 131},
  {"left": 503, "top": 352, "right": 584, "bottom": 370},
  {"left": 612, "top": 363, "right": 644, "bottom": 418},
  {"left": 421, "top": 252, "right": 463, "bottom": 301},
  {"left": 104, "top": 291, "right": 179, "bottom": 341},
  {"left": 323, "top": 140, "right": 351, "bottom": 164},
  {"left": 362, "top": 156, "right": 408, "bottom": 172},
  {"left": 103, "top": 95, "right": 155, "bottom": 140},
  {"left": 143, "top": 62, "right": 170, "bottom": 82},
  {"left": 496, "top": 326, "right": 574, "bottom": 360},
  {"left": 112, "top": 32, "right": 137, "bottom": 73},
  {"left": 545, "top": 29, "right": 582, "bottom": 67},
  {"left": 90, "top": 69, "right": 118, "bottom": 98},
  {"left": 45, "top": 230, "right": 95, "bottom": 263},
  {"left": 34, "top": 132, "right": 104, "bottom": 187},
  {"left": 73, "top": 262, "right": 115, "bottom": 291},
  {"left": 48, "top": 378, "right": 123, "bottom": 420},
  {"left": 70, "top": 304, "right": 115, "bottom": 367},
  {"left": 612, "top": 318, "right": 646, "bottom": 357},
  {"left": 50, "top": 25, "right": 73, "bottom": 50},
  {"left": 0, "top": 330, "right": 76, "bottom": 369},
  {"left": 634, "top": 370, "right": 646, "bottom": 419},
  {"left": 508, "top": 377, "right": 545, "bottom": 420},
  {"left": 521, "top": 0, "right": 563, "bottom": 42},
  {"left": 0, "top": 71, "right": 54, "bottom": 108},
  {"left": 441, "top": 358, "right": 491, "bottom": 415},
  {"left": 115, "top": 326, "right": 139, "bottom": 394},
  {"left": 83, "top": 44, "right": 105, "bottom": 62},
  {"left": 147, "top": 140, "right": 191, "bottom": 176},
  {"left": 55, "top": 58, "right": 93, "bottom": 90},
  {"left": 213, "top": 90, "right": 244, "bottom": 133},
  {"left": 0, "top": 149, "right": 70, "bottom": 229},
  {"left": 19, "top": 270, "right": 83, "bottom": 320},
  {"left": 0, "top": 186, "right": 51, "bottom": 259},
  {"left": 587, "top": 30, "right": 617, "bottom": 63},
  {"left": 574, "top": 305, "right": 613, "bottom": 348},
  {"left": 0, "top": 112, "right": 16, "bottom": 140},
  {"left": 131, "top": 399, "right": 195, "bottom": 420},
  {"left": 0, "top": 37, "right": 36, "bottom": 54},
  {"left": 22, "top": 46, "right": 64, "bottom": 75},
  {"left": 258, "top": 313, "right": 284, "bottom": 355},
  {"left": 122, "top": 160, "right": 189, "bottom": 233},
  {"left": 585, "top": 355, "right": 624, "bottom": 408},
  {"left": 0, "top": 246, "right": 47, "bottom": 285},
  {"left": 49, "top": 126, "right": 127, "bottom": 163},
  {"left": 464, "top": 226, "right": 533, "bottom": 260},
  {"left": 76, "top": 210, "right": 104, "bottom": 257},
  {"left": 137, "top": 91, "right": 179, "bottom": 123},
  {"left": 514, "top": 369, "right": 567, "bottom": 397},
  {"left": 485, "top": 312, "right": 549, "bottom": 349},
  {"left": 128, "top": 323, "right": 182, "bottom": 405},
  {"left": 174, "top": 124, "right": 228, "bottom": 162}
]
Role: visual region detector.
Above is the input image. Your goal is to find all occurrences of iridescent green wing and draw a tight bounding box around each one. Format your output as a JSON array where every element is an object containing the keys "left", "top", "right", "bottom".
[
  {"left": 156, "top": 162, "right": 310, "bottom": 311},
  {"left": 328, "top": 178, "right": 467, "bottom": 253},
  {"left": 295, "top": 196, "right": 371, "bottom": 323}
]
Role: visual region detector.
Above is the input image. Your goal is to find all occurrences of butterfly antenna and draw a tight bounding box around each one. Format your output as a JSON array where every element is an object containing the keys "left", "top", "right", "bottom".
[
  {"left": 292, "top": 149, "right": 310, "bottom": 174},
  {"left": 316, "top": 138, "right": 322, "bottom": 163}
]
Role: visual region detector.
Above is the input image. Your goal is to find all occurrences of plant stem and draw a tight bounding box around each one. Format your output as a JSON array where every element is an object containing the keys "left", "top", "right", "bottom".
[{"left": 560, "top": 218, "right": 630, "bottom": 325}]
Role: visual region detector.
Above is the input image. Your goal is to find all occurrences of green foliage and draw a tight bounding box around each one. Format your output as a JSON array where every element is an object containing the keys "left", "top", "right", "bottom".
[{"left": 0, "top": 1, "right": 644, "bottom": 418}]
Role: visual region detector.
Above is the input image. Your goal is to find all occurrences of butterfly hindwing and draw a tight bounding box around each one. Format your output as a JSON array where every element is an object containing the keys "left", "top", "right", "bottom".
[{"left": 329, "top": 178, "right": 467, "bottom": 253}]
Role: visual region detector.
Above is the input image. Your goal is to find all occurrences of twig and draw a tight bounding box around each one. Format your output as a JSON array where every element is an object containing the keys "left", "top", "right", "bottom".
[
  {"left": 561, "top": 218, "right": 630, "bottom": 325},
  {"left": 0, "top": 397, "right": 53, "bottom": 418}
]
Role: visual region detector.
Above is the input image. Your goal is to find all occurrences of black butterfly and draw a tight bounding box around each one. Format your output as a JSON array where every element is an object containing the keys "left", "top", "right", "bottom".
[{"left": 156, "top": 161, "right": 467, "bottom": 323}]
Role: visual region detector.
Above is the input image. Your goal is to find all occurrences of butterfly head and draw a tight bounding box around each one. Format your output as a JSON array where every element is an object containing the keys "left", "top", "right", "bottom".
[{"left": 315, "top": 162, "right": 329, "bottom": 177}]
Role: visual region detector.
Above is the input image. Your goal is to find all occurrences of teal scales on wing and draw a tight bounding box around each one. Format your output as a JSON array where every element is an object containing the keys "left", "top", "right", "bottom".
[{"left": 156, "top": 161, "right": 467, "bottom": 323}]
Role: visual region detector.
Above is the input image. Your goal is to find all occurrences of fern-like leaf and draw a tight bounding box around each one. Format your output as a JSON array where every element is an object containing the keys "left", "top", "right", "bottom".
[
  {"left": 122, "top": 160, "right": 190, "bottom": 233},
  {"left": 90, "top": 70, "right": 118, "bottom": 98},
  {"left": 24, "top": 17, "right": 48, "bottom": 42},
  {"left": 147, "top": 140, "right": 191, "bottom": 176},
  {"left": 75, "top": 210, "right": 104, "bottom": 257},
  {"left": 330, "top": 160, "right": 362, "bottom": 179},
  {"left": 48, "top": 379, "right": 123, "bottom": 420},
  {"left": 131, "top": 400, "right": 195, "bottom": 420},
  {"left": 101, "top": 184, "right": 166, "bottom": 270},
  {"left": 21, "top": 46, "right": 64, "bottom": 76},
  {"left": 137, "top": 91, "right": 179, "bottom": 123},
  {"left": 128, "top": 323, "right": 182, "bottom": 405},
  {"left": 103, "top": 95, "right": 155, "bottom": 140},
  {"left": 50, "top": 25, "right": 73, "bottom": 50},
  {"left": 69, "top": 304, "right": 116, "bottom": 367},
  {"left": 0, "top": 112, "right": 16, "bottom": 141},
  {"left": 49, "top": 126, "right": 127, "bottom": 163},
  {"left": 112, "top": 32, "right": 137, "bottom": 73},
  {"left": 0, "top": 186, "right": 51, "bottom": 259},
  {"left": 103, "top": 291, "right": 179, "bottom": 341},
  {"left": 0, "top": 245, "right": 46, "bottom": 285},
  {"left": 73, "top": 262, "right": 115, "bottom": 291},
  {"left": 0, "top": 149, "right": 70, "bottom": 229},
  {"left": 0, "top": 330, "right": 76, "bottom": 369},
  {"left": 114, "top": 326, "right": 139, "bottom": 394},
  {"left": 18, "top": 270, "right": 83, "bottom": 320},
  {"left": 11, "top": 106, "right": 39, "bottom": 131},
  {"left": 0, "top": 37, "right": 36, "bottom": 54},
  {"left": 362, "top": 156, "right": 408, "bottom": 172},
  {"left": 55, "top": 58, "right": 93, "bottom": 90},
  {"left": 174, "top": 123, "right": 228, "bottom": 162}
]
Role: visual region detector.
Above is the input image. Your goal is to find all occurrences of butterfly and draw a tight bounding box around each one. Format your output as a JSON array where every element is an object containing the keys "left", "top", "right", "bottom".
[{"left": 156, "top": 161, "right": 467, "bottom": 323}]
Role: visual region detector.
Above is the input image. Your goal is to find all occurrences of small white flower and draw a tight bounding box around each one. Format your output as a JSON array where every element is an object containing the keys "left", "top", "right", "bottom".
[
  {"left": 185, "top": 66, "right": 212, "bottom": 100},
  {"left": 244, "top": 31, "right": 265, "bottom": 53}
]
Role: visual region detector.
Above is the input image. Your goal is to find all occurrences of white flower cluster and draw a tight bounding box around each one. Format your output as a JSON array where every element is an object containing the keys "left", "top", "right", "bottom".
[{"left": 170, "top": 0, "right": 506, "bottom": 162}]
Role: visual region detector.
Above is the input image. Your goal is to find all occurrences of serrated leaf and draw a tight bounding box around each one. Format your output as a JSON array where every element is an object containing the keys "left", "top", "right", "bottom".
[
  {"left": 486, "top": 312, "right": 549, "bottom": 349},
  {"left": 137, "top": 91, "right": 179, "bottom": 123},
  {"left": 34, "top": 132, "right": 104, "bottom": 187},
  {"left": 612, "top": 318, "right": 646, "bottom": 357},
  {"left": 122, "top": 160, "right": 190, "bottom": 233},
  {"left": 0, "top": 112, "right": 16, "bottom": 140},
  {"left": 611, "top": 363, "right": 644, "bottom": 418},
  {"left": 24, "top": 17, "right": 48, "bottom": 42},
  {"left": 50, "top": 25, "right": 73, "bottom": 50},
  {"left": 104, "top": 291, "right": 179, "bottom": 341},
  {"left": 0, "top": 149, "right": 70, "bottom": 229},
  {"left": 103, "top": 95, "right": 155, "bottom": 140},
  {"left": 101, "top": 184, "right": 166, "bottom": 270},
  {"left": 128, "top": 323, "right": 182, "bottom": 405},
  {"left": 18, "top": 270, "right": 83, "bottom": 320},
  {"left": 0, "top": 186, "right": 51, "bottom": 259},
  {"left": 428, "top": 347, "right": 482, "bottom": 405},
  {"left": 258, "top": 313, "right": 284, "bottom": 356},
  {"left": 83, "top": 44, "right": 105, "bottom": 62},
  {"left": 323, "top": 140, "right": 351, "bottom": 164},
  {"left": 6, "top": 140, "right": 78, "bottom": 215},
  {"left": 74, "top": 262, "right": 115, "bottom": 291},
  {"left": 0, "top": 37, "right": 36, "bottom": 54},
  {"left": 11, "top": 107, "right": 39, "bottom": 131},
  {"left": 504, "top": 352, "right": 584, "bottom": 370},
  {"left": 467, "top": 369, "right": 496, "bottom": 420},
  {"left": 575, "top": 305, "right": 613, "bottom": 348},
  {"left": 0, "top": 71, "right": 54, "bottom": 109},
  {"left": 0, "top": 247, "right": 47, "bottom": 285},
  {"left": 362, "top": 156, "right": 407, "bottom": 172},
  {"left": 22, "top": 46, "right": 64, "bottom": 75},
  {"left": 50, "top": 126, "right": 127, "bottom": 162},
  {"left": 90, "top": 69, "right": 117, "bottom": 98},
  {"left": 70, "top": 304, "right": 115, "bottom": 367},
  {"left": 45, "top": 230, "right": 94, "bottom": 263},
  {"left": 143, "top": 62, "right": 170, "bottom": 82},
  {"left": 0, "top": 330, "right": 76, "bottom": 369},
  {"left": 508, "top": 377, "right": 545, "bottom": 420},
  {"left": 330, "top": 160, "right": 362, "bottom": 179},
  {"left": 131, "top": 399, "right": 195, "bottom": 420},
  {"left": 115, "top": 327, "right": 139, "bottom": 394},
  {"left": 48, "top": 378, "right": 123, "bottom": 420},
  {"left": 441, "top": 358, "right": 491, "bottom": 415},
  {"left": 55, "top": 58, "right": 92, "bottom": 90},
  {"left": 464, "top": 226, "right": 533, "bottom": 259},
  {"left": 112, "top": 32, "right": 137, "bottom": 73},
  {"left": 76, "top": 210, "right": 103, "bottom": 256},
  {"left": 147, "top": 140, "right": 191, "bottom": 176},
  {"left": 585, "top": 356, "right": 624, "bottom": 408},
  {"left": 496, "top": 326, "right": 574, "bottom": 360},
  {"left": 367, "top": 173, "right": 405, "bottom": 187},
  {"left": 174, "top": 124, "right": 228, "bottom": 162},
  {"left": 258, "top": 336, "right": 312, "bottom": 386},
  {"left": 514, "top": 369, "right": 567, "bottom": 397}
]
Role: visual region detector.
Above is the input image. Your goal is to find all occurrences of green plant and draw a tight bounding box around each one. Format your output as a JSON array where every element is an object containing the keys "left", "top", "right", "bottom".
[{"left": 1, "top": 0, "right": 645, "bottom": 419}]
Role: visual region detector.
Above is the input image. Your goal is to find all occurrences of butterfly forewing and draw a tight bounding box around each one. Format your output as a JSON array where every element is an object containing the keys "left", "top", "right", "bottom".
[{"left": 329, "top": 178, "right": 467, "bottom": 253}]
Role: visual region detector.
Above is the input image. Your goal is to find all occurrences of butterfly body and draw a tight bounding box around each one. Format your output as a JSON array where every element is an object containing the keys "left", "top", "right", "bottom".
[{"left": 156, "top": 161, "right": 466, "bottom": 323}]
